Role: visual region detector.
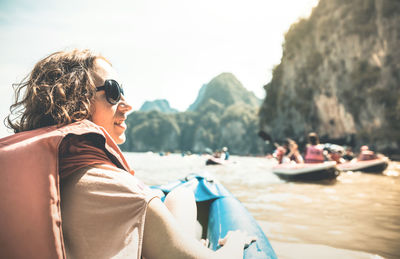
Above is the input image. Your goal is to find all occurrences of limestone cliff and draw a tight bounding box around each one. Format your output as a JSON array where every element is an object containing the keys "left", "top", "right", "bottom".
[
  {"left": 259, "top": 0, "right": 400, "bottom": 153},
  {"left": 139, "top": 99, "right": 178, "bottom": 113},
  {"left": 189, "top": 73, "right": 261, "bottom": 111}
]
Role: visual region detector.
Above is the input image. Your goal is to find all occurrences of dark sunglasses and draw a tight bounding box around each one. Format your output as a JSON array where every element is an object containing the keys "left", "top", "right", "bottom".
[{"left": 96, "top": 79, "right": 124, "bottom": 105}]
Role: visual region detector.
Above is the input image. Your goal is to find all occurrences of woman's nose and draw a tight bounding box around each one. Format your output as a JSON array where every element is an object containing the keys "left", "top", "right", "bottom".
[
  {"left": 119, "top": 102, "right": 132, "bottom": 113},
  {"left": 118, "top": 97, "right": 133, "bottom": 113}
]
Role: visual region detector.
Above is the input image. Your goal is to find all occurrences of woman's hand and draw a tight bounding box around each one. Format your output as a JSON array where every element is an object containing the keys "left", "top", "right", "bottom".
[
  {"left": 200, "top": 238, "right": 210, "bottom": 247},
  {"left": 218, "top": 230, "right": 257, "bottom": 248}
]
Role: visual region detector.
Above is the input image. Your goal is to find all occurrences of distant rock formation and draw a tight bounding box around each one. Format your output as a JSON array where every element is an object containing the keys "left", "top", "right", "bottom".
[
  {"left": 187, "top": 84, "right": 207, "bottom": 111},
  {"left": 259, "top": 0, "right": 400, "bottom": 153},
  {"left": 188, "top": 73, "right": 261, "bottom": 111},
  {"left": 122, "top": 73, "right": 265, "bottom": 155},
  {"left": 139, "top": 99, "right": 178, "bottom": 113}
]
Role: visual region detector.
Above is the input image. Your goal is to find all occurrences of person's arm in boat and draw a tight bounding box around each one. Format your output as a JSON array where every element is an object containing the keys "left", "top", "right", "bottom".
[{"left": 142, "top": 197, "right": 253, "bottom": 259}]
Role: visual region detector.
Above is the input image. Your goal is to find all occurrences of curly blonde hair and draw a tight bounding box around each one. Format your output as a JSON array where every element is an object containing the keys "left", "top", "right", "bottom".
[{"left": 6, "top": 49, "right": 105, "bottom": 133}]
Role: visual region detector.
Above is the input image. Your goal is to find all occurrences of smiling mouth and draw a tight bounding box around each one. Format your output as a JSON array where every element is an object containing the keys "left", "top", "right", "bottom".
[{"left": 114, "top": 120, "right": 127, "bottom": 129}]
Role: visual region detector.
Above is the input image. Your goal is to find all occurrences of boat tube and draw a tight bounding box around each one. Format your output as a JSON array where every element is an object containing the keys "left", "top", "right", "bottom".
[
  {"left": 272, "top": 161, "right": 339, "bottom": 181},
  {"left": 151, "top": 174, "right": 277, "bottom": 259},
  {"left": 337, "top": 157, "right": 389, "bottom": 173}
]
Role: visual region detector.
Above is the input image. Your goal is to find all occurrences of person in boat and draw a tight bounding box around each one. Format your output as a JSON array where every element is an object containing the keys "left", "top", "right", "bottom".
[
  {"left": 273, "top": 145, "right": 287, "bottom": 164},
  {"left": 357, "top": 145, "right": 377, "bottom": 161},
  {"left": 342, "top": 146, "right": 355, "bottom": 161},
  {"left": 221, "top": 146, "right": 230, "bottom": 160},
  {"left": 1, "top": 49, "right": 254, "bottom": 259},
  {"left": 286, "top": 139, "right": 304, "bottom": 163},
  {"left": 304, "top": 132, "right": 326, "bottom": 163},
  {"left": 213, "top": 149, "right": 222, "bottom": 158},
  {"left": 326, "top": 149, "right": 345, "bottom": 164}
]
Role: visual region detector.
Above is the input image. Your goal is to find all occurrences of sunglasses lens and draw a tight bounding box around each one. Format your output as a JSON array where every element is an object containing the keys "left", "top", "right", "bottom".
[{"left": 105, "top": 80, "right": 123, "bottom": 104}]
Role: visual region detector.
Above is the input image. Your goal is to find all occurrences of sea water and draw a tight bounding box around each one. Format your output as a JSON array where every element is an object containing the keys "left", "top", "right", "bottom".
[{"left": 124, "top": 152, "right": 400, "bottom": 259}]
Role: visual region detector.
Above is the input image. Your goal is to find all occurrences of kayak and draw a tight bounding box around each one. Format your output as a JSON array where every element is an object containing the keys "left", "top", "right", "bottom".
[
  {"left": 151, "top": 174, "right": 277, "bottom": 259},
  {"left": 337, "top": 157, "right": 389, "bottom": 173},
  {"left": 206, "top": 156, "right": 228, "bottom": 165},
  {"left": 272, "top": 161, "right": 339, "bottom": 181}
]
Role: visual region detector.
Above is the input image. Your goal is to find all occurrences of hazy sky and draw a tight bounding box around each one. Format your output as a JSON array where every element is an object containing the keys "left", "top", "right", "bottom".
[{"left": 0, "top": 0, "right": 319, "bottom": 137}]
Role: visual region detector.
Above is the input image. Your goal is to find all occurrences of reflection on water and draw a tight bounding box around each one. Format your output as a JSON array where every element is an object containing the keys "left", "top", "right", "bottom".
[{"left": 125, "top": 152, "right": 400, "bottom": 259}]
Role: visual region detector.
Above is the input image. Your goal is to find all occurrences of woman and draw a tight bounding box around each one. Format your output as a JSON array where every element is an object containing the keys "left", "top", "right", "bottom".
[
  {"left": 273, "top": 145, "right": 287, "bottom": 164},
  {"left": 1, "top": 49, "right": 253, "bottom": 259},
  {"left": 304, "top": 132, "right": 325, "bottom": 163},
  {"left": 286, "top": 139, "right": 303, "bottom": 164},
  {"left": 357, "top": 145, "right": 377, "bottom": 161}
]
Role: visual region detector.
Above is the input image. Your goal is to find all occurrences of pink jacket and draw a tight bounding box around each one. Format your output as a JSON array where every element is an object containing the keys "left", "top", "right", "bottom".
[
  {"left": 304, "top": 145, "right": 325, "bottom": 163},
  {"left": 0, "top": 120, "right": 131, "bottom": 259}
]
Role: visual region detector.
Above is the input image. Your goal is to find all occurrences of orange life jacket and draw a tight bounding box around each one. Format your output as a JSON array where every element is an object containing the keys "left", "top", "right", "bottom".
[
  {"left": 358, "top": 150, "right": 377, "bottom": 161},
  {"left": 304, "top": 145, "right": 325, "bottom": 163},
  {"left": 0, "top": 120, "right": 131, "bottom": 259}
]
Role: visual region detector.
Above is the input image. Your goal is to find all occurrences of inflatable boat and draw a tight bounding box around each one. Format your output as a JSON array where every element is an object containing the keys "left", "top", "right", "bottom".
[
  {"left": 151, "top": 174, "right": 277, "bottom": 259},
  {"left": 337, "top": 157, "right": 389, "bottom": 173},
  {"left": 205, "top": 156, "right": 230, "bottom": 165},
  {"left": 272, "top": 161, "right": 339, "bottom": 181}
]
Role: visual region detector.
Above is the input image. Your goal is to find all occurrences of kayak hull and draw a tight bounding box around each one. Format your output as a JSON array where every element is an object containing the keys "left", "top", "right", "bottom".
[
  {"left": 208, "top": 196, "right": 277, "bottom": 258},
  {"left": 337, "top": 157, "right": 389, "bottom": 173},
  {"left": 274, "top": 167, "right": 339, "bottom": 181},
  {"left": 358, "top": 162, "right": 388, "bottom": 173},
  {"left": 272, "top": 161, "right": 339, "bottom": 181},
  {"left": 206, "top": 157, "right": 227, "bottom": 165},
  {"left": 152, "top": 174, "right": 277, "bottom": 259}
]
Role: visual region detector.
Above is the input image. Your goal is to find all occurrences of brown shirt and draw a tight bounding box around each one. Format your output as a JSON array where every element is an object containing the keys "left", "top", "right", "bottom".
[{"left": 60, "top": 164, "right": 158, "bottom": 259}]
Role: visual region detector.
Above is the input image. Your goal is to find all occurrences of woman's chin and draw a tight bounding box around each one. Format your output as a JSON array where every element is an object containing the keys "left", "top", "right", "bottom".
[{"left": 113, "top": 134, "right": 126, "bottom": 145}]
